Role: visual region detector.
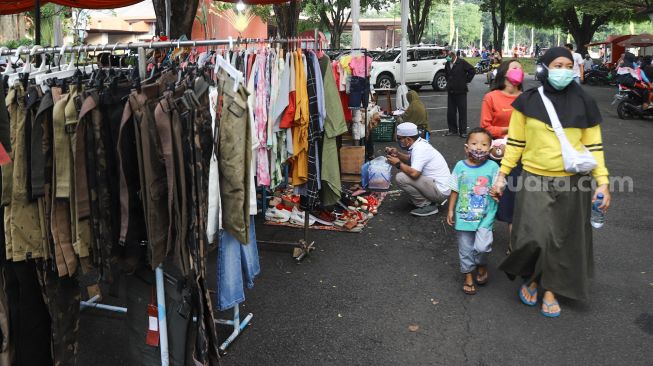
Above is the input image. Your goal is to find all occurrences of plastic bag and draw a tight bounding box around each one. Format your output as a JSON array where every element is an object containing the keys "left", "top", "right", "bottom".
[{"left": 367, "top": 157, "right": 392, "bottom": 190}]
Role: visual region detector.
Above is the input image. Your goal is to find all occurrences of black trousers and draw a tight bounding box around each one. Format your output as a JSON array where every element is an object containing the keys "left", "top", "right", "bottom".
[
  {"left": 447, "top": 92, "right": 468, "bottom": 134},
  {"left": 4, "top": 261, "right": 52, "bottom": 366}
]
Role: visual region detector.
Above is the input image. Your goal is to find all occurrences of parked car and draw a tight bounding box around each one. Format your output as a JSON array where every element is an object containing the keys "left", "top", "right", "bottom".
[{"left": 370, "top": 46, "right": 448, "bottom": 91}]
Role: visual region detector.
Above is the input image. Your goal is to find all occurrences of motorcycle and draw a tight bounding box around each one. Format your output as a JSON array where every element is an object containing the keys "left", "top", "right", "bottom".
[
  {"left": 613, "top": 86, "right": 653, "bottom": 119},
  {"left": 534, "top": 61, "right": 545, "bottom": 81},
  {"left": 584, "top": 65, "right": 617, "bottom": 86},
  {"left": 475, "top": 58, "right": 491, "bottom": 74}
]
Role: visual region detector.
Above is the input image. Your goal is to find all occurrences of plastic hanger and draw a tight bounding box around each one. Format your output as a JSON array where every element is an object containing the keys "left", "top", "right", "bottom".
[
  {"left": 3, "top": 46, "right": 26, "bottom": 77},
  {"left": 214, "top": 37, "right": 242, "bottom": 92}
]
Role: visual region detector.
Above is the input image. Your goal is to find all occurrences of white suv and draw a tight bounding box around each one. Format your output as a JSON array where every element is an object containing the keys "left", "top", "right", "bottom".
[{"left": 370, "top": 46, "right": 448, "bottom": 91}]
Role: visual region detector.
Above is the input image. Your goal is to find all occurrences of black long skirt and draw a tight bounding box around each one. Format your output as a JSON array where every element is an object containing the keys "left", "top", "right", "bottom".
[{"left": 499, "top": 171, "right": 594, "bottom": 300}]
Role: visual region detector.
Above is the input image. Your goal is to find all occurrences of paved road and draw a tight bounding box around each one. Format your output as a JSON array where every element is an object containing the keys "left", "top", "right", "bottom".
[{"left": 79, "top": 76, "right": 653, "bottom": 365}]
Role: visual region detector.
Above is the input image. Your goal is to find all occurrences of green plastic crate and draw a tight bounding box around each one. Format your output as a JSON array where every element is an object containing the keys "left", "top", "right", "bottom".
[{"left": 372, "top": 118, "right": 396, "bottom": 142}]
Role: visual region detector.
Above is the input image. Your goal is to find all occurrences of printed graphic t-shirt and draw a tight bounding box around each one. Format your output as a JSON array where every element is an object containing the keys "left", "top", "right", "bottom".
[{"left": 448, "top": 159, "right": 499, "bottom": 231}]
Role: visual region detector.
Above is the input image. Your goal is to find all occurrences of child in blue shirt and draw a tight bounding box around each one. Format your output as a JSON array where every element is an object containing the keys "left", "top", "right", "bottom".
[{"left": 447, "top": 127, "right": 499, "bottom": 295}]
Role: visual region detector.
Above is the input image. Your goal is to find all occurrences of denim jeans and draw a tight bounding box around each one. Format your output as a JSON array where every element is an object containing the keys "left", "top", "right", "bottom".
[
  {"left": 348, "top": 76, "right": 369, "bottom": 109},
  {"left": 216, "top": 216, "right": 260, "bottom": 311},
  {"left": 456, "top": 228, "right": 493, "bottom": 273}
]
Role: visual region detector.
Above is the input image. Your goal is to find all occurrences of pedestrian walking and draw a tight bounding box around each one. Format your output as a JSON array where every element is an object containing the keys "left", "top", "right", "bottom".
[
  {"left": 444, "top": 51, "right": 476, "bottom": 138},
  {"left": 565, "top": 43, "right": 585, "bottom": 84},
  {"left": 490, "top": 47, "right": 611, "bottom": 318},
  {"left": 447, "top": 127, "right": 499, "bottom": 295},
  {"left": 480, "top": 60, "right": 524, "bottom": 252}
]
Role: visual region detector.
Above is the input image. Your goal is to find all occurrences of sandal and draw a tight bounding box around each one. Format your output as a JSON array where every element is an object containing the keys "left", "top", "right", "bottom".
[
  {"left": 518, "top": 284, "right": 538, "bottom": 306},
  {"left": 540, "top": 300, "right": 561, "bottom": 318},
  {"left": 476, "top": 269, "right": 489, "bottom": 286},
  {"left": 463, "top": 281, "right": 477, "bottom": 295}
]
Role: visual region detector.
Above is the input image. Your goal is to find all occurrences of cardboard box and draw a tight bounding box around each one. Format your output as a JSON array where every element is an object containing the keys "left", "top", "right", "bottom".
[{"left": 339, "top": 146, "right": 365, "bottom": 183}]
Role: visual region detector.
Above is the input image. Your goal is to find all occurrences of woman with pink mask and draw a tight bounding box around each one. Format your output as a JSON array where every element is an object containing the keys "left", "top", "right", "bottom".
[
  {"left": 480, "top": 60, "right": 524, "bottom": 138},
  {"left": 480, "top": 60, "right": 524, "bottom": 253}
]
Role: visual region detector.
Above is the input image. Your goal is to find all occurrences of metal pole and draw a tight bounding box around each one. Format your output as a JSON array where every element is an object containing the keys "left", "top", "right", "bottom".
[
  {"left": 34, "top": 0, "right": 41, "bottom": 46},
  {"left": 156, "top": 265, "right": 169, "bottom": 366},
  {"left": 0, "top": 38, "right": 311, "bottom": 56},
  {"left": 165, "top": 0, "right": 171, "bottom": 37}
]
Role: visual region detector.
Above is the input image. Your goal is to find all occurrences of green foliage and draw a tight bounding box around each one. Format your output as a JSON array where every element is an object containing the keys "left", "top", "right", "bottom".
[
  {"left": 0, "top": 39, "right": 34, "bottom": 49},
  {"left": 302, "top": 0, "right": 390, "bottom": 47},
  {"left": 428, "top": 1, "right": 482, "bottom": 46}
]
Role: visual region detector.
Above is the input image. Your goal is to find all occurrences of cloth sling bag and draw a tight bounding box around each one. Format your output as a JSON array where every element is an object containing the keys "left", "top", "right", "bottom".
[{"left": 537, "top": 86, "right": 597, "bottom": 174}]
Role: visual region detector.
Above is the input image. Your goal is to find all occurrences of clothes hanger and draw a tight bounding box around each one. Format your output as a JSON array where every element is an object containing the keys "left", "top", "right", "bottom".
[
  {"left": 214, "top": 37, "right": 243, "bottom": 92},
  {"left": 3, "top": 46, "right": 26, "bottom": 77}
]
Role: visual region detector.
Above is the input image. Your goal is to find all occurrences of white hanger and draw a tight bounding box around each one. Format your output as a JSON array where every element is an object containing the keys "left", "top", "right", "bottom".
[
  {"left": 215, "top": 37, "right": 243, "bottom": 93},
  {"left": 35, "top": 45, "right": 93, "bottom": 87},
  {"left": 3, "top": 45, "right": 26, "bottom": 76}
]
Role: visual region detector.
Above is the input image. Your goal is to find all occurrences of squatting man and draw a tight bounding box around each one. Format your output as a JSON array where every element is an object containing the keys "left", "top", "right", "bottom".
[{"left": 385, "top": 122, "right": 451, "bottom": 216}]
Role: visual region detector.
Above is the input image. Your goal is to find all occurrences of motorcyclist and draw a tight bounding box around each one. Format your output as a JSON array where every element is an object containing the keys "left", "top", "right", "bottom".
[
  {"left": 616, "top": 52, "right": 652, "bottom": 109},
  {"left": 486, "top": 53, "right": 502, "bottom": 85}
]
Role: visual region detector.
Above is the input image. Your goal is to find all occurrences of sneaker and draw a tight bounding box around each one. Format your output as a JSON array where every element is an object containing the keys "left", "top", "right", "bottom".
[
  {"left": 265, "top": 207, "right": 291, "bottom": 223},
  {"left": 410, "top": 204, "right": 439, "bottom": 217},
  {"left": 290, "top": 207, "right": 317, "bottom": 226},
  {"left": 444, "top": 131, "right": 459, "bottom": 136}
]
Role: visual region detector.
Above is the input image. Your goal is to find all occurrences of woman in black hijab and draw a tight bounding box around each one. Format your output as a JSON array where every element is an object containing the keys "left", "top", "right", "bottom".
[{"left": 490, "top": 47, "right": 612, "bottom": 318}]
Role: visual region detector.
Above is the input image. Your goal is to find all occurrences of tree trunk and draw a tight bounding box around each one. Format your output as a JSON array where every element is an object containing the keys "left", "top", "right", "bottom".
[
  {"left": 563, "top": 9, "right": 608, "bottom": 56},
  {"left": 407, "top": 0, "right": 432, "bottom": 45},
  {"left": 449, "top": 0, "right": 454, "bottom": 46},
  {"left": 331, "top": 29, "right": 341, "bottom": 49},
  {"left": 152, "top": 0, "right": 200, "bottom": 38},
  {"left": 273, "top": 0, "right": 301, "bottom": 38}
]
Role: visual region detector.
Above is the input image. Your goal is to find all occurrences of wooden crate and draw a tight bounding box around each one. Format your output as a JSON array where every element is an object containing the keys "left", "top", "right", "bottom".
[{"left": 340, "top": 146, "right": 365, "bottom": 182}]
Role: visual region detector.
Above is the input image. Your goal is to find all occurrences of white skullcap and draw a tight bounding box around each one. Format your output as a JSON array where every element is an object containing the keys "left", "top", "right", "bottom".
[{"left": 396, "top": 122, "right": 419, "bottom": 137}]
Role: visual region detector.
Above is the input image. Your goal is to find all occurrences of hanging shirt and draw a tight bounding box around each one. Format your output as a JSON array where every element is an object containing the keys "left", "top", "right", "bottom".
[
  {"left": 207, "top": 87, "right": 222, "bottom": 243},
  {"left": 272, "top": 51, "right": 289, "bottom": 132},
  {"left": 310, "top": 50, "right": 326, "bottom": 131},
  {"left": 349, "top": 55, "right": 373, "bottom": 78},
  {"left": 280, "top": 51, "right": 296, "bottom": 129},
  {"left": 291, "top": 49, "right": 309, "bottom": 185}
]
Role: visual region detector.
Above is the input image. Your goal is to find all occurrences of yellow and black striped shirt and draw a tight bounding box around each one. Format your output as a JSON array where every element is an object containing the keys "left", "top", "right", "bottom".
[{"left": 500, "top": 110, "right": 609, "bottom": 186}]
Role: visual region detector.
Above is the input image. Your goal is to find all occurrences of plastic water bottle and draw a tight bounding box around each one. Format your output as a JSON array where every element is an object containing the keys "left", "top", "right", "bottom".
[{"left": 591, "top": 193, "right": 605, "bottom": 229}]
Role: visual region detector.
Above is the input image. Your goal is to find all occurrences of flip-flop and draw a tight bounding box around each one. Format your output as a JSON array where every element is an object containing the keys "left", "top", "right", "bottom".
[
  {"left": 540, "top": 300, "right": 561, "bottom": 318},
  {"left": 518, "top": 284, "right": 537, "bottom": 306},
  {"left": 476, "top": 271, "right": 489, "bottom": 286},
  {"left": 463, "top": 282, "right": 477, "bottom": 295}
]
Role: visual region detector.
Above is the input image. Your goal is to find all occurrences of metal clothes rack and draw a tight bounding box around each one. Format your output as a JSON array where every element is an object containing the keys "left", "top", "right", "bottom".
[
  {"left": 1, "top": 37, "right": 320, "bottom": 362},
  {"left": 1, "top": 37, "right": 319, "bottom": 364}
]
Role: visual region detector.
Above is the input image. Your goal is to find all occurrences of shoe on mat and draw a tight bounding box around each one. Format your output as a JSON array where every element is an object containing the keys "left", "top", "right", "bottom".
[
  {"left": 265, "top": 208, "right": 291, "bottom": 223},
  {"left": 310, "top": 210, "right": 335, "bottom": 226},
  {"left": 290, "top": 207, "right": 317, "bottom": 226},
  {"left": 540, "top": 300, "right": 561, "bottom": 318},
  {"left": 410, "top": 204, "right": 439, "bottom": 217}
]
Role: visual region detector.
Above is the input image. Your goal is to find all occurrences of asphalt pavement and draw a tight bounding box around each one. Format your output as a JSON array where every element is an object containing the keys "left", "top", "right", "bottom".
[{"left": 78, "top": 76, "right": 653, "bottom": 366}]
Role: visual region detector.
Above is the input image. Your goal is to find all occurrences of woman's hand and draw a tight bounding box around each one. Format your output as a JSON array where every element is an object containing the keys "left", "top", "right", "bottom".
[
  {"left": 593, "top": 184, "right": 611, "bottom": 212},
  {"left": 446, "top": 210, "right": 455, "bottom": 226},
  {"left": 490, "top": 173, "right": 507, "bottom": 202}
]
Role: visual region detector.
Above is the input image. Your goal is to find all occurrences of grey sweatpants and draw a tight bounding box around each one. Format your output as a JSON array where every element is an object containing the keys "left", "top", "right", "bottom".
[{"left": 395, "top": 172, "right": 448, "bottom": 208}]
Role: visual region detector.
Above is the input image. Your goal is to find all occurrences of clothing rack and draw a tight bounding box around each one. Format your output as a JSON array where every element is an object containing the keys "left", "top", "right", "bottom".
[
  {"left": 322, "top": 48, "right": 372, "bottom": 158},
  {"left": 0, "top": 37, "right": 320, "bottom": 364},
  {"left": 0, "top": 37, "right": 318, "bottom": 57}
]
